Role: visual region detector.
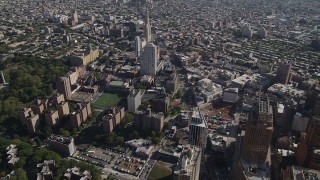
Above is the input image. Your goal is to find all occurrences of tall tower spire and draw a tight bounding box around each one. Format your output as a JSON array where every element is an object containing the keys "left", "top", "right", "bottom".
[{"left": 144, "top": 9, "right": 152, "bottom": 43}]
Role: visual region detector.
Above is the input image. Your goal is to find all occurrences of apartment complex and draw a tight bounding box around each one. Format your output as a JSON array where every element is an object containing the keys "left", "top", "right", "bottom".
[
  {"left": 103, "top": 107, "right": 125, "bottom": 133},
  {"left": 134, "top": 109, "right": 164, "bottom": 133},
  {"left": 69, "top": 46, "right": 99, "bottom": 66}
]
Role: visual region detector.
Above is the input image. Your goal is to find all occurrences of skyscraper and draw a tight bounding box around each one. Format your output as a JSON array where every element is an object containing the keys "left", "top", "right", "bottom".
[
  {"left": 189, "top": 109, "right": 208, "bottom": 149},
  {"left": 135, "top": 36, "right": 141, "bottom": 58},
  {"left": 275, "top": 62, "right": 292, "bottom": 85},
  {"left": 242, "top": 96, "right": 274, "bottom": 162},
  {"left": 144, "top": 9, "right": 152, "bottom": 43},
  {"left": 140, "top": 43, "right": 157, "bottom": 75}
]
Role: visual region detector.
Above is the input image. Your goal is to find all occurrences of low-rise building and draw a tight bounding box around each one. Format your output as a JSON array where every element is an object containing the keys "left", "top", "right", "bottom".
[
  {"left": 223, "top": 88, "right": 239, "bottom": 103},
  {"left": 64, "top": 167, "right": 92, "bottom": 180},
  {"left": 36, "top": 160, "right": 56, "bottom": 180},
  {"left": 47, "top": 134, "right": 76, "bottom": 156},
  {"left": 6, "top": 145, "right": 19, "bottom": 168}
]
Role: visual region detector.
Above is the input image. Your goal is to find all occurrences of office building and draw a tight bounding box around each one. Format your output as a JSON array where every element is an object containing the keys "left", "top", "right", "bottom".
[
  {"left": 144, "top": 9, "right": 152, "bottom": 43},
  {"left": 242, "top": 96, "right": 274, "bottom": 163},
  {"left": 56, "top": 76, "right": 72, "bottom": 100},
  {"left": 127, "top": 89, "right": 142, "bottom": 113},
  {"left": 173, "top": 145, "right": 202, "bottom": 180},
  {"left": 296, "top": 116, "right": 320, "bottom": 170},
  {"left": 47, "top": 134, "right": 76, "bottom": 156},
  {"left": 275, "top": 63, "right": 292, "bottom": 85},
  {"left": 103, "top": 107, "right": 125, "bottom": 133},
  {"left": 140, "top": 43, "right": 158, "bottom": 76},
  {"left": 188, "top": 109, "right": 208, "bottom": 149},
  {"left": 135, "top": 36, "right": 141, "bottom": 58},
  {"left": 134, "top": 109, "right": 164, "bottom": 133}
]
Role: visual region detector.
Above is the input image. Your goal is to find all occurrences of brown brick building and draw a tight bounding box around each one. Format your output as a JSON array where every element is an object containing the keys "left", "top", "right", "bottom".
[
  {"left": 102, "top": 107, "right": 125, "bottom": 133},
  {"left": 134, "top": 109, "right": 164, "bottom": 133},
  {"left": 296, "top": 116, "right": 320, "bottom": 170},
  {"left": 242, "top": 96, "right": 274, "bottom": 162}
]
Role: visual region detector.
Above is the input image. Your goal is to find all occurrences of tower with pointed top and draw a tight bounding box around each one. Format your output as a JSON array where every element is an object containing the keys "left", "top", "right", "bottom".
[{"left": 144, "top": 9, "right": 152, "bottom": 43}]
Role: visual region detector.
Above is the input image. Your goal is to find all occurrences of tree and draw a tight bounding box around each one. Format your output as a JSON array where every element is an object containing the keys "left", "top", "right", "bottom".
[
  {"left": 59, "top": 128, "right": 70, "bottom": 137},
  {"left": 12, "top": 168, "right": 27, "bottom": 180}
]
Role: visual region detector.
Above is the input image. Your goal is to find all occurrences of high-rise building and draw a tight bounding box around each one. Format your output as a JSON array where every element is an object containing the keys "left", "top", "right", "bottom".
[
  {"left": 102, "top": 107, "right": 125, "bottom": 133},
  {"left": 231, "top": 96, "right": 273, "bottom": 180},
  {"left": 242, "top": 96, "right": 274, "bottom": 162},
  {"left": 56, "top": 76, "right": 72, "bottom": 100},
  {"left": 144, "top": 9, "right": 152, "bottom": 43},
  {"left": 189, "top": 109, "right": 208, "bottom": 149},
  {"left": 135, "top": 36, "right": 141, "bottom": 58},
  {"left": 275, "top": 63, "right": 292, "bottom": 85},
  {"left": 134, "top": 109, "right": 164, "bottom": 133},
  {"left": 296, "top": 116, "right": 320, "bottom": 170},
  {"left": 127, "top": 89, "right": 142, "bottom": 113},
  {"left": 26, "top": 111, "right": 40, "bottom": 134},
  {"left": 140, "top": 43, "right": 157, "bottom": 76}
]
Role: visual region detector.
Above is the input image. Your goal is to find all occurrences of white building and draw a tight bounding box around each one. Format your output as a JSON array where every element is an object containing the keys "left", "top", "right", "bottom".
[
  {"left": 140, "top": 43, "right": 158, "bottom": 76},
  {"left": 223, "top": 88, "right": 239, "bottom": 103},
  {"left": 135, "top": 36, "right": 141, "bottom": 58},
  {"left": 127, "top": 89, "right": 142, "bottom": 113},
  {"left": 144, "top": 9, "right": 152, "bottom": 43},
  {"left": 189, "top": 109, "right": 208, "bottom": 149}
]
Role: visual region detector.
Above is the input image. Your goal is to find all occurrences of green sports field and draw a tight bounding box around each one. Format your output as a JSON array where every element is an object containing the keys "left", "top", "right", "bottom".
[{"left": 93, "top": 92, "right": 121, "bottom": 110}]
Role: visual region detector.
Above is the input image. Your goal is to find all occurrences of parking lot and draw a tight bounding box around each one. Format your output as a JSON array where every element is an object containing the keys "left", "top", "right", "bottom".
[
  {"left": 75, "top": 145, "right": 157, "bottom": 179},
  {"left": 76, "top": 147, "right": 117, "bottom": 168}
]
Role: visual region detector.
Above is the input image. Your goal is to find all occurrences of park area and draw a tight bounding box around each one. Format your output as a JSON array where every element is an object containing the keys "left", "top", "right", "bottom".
[
  {"left": 93, "top": 91, "right": 121, "bottom": 110},
  {"left": 148, "top": 162, "right": 173, "bottom": 180}
]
